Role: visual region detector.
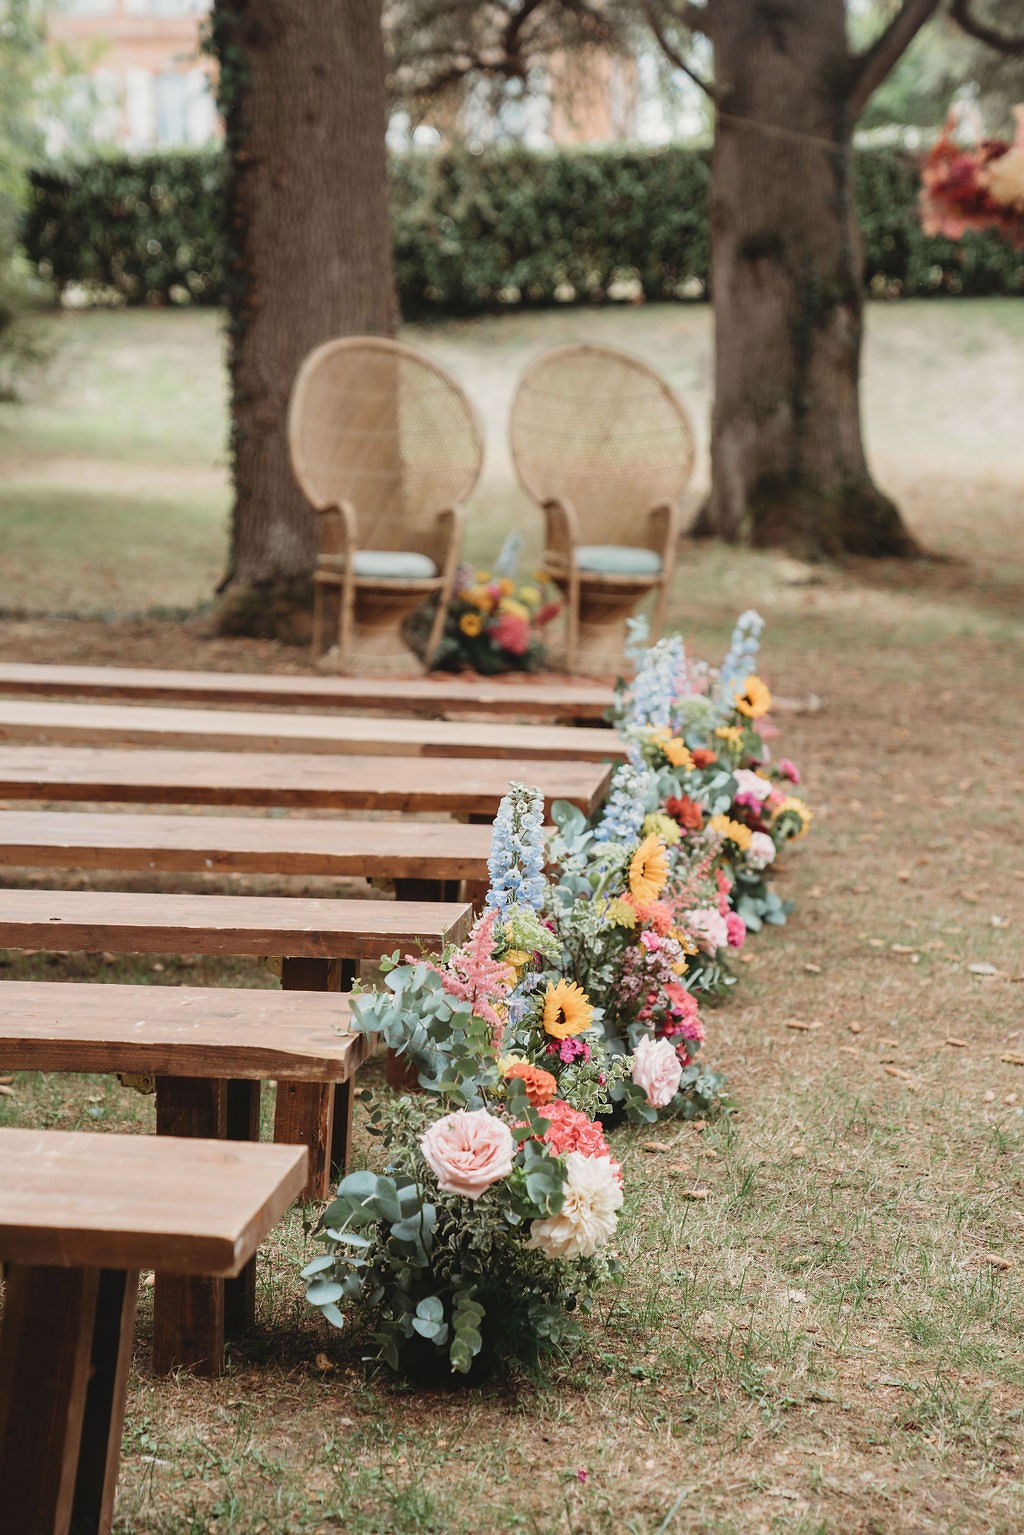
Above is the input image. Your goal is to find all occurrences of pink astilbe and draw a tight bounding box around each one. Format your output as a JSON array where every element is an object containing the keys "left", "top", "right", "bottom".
[{"left": 435, "top": 909, "right": 512, "bottom": 1050}]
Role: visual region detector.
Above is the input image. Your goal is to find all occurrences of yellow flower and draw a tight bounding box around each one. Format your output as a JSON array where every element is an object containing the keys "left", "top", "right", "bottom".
[
  {"left": 733, "top": 675, "right": 773, "bottom": 719},
  {"left": 628, "top": 834, "right": 669, "bottom": 905},
  {"left": 519, "top": 585, "right": 541, "bottom": 606},
  {"left": 650, "top": 727, "right": 693, "bottom": 771},
  {"left": 475, "top": 570, "right": 491, "bottom": 583},
  {"left": 542, "top": 979, "right": 595, "bottom": 1039},
  {"left": 459, "top": 612, "right": 483, "bottom": 637},
  {"left": 714, "top": 725, "right": 743, "bottom": 749},
  {"left": 466, "top": 587, "right": 494, "bottom": 612},
  {"left": 498, "top": 577, "right": 516, "bottom": 597},
  {"left": 604, "top": 897, "right": 637, "bottom": 929},
  {"left": 710, "top": 813, "right": 753, "bottom": 852},
  {"left": 642, "top": 811, "right": 681, "bottom": 847},
  {"left": 771, "top": 796, "right": 813, "bottom": 838},
  {"left": 498, "top": 598, "right": 530, "bottom": 621},
  {"left": 502, "top": 946, "right": 533, "bottom": 983}
]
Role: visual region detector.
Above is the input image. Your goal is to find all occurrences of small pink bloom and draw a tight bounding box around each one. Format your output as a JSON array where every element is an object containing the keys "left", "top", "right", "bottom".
[
  {"left": 491, "top": 612, "right": 531, "bottom": 656},
  {"left": 686, "top": 907, "right": 730, "bottom": 955},
  {"left": 726, "top": 911, "right": 747, "bottom": 947},
  {"left": 419, "top": 1108, "right": 515, "bottom": 1200},
  {"left": 734, "top": 768, "right": 773, "bottom": 803},
  {"left": 779, "top": 759, "right": 801, "bottom": 784},
  {"left": 631, "top": 1035, "right": 684, "bottom": 1108}
]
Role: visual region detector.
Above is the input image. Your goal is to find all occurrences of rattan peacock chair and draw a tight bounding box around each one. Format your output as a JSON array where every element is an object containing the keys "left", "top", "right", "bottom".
[
  {"left": 509, "top": 342, "right": 696, "bottom": 673},
  {"left": 289, "top": 337, "right": 484, "bottom": 674}
]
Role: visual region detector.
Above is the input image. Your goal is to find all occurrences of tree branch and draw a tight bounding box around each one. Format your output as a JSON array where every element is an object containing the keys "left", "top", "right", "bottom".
[
  {"left": 846, "top": 0, "right": 943, "bottom": 118},
  {"left": 950, "top": 0, "right": 1024, "bottom": 55},
  {"left": 640, "top": 0, "right": 717, "bottom": 101}
]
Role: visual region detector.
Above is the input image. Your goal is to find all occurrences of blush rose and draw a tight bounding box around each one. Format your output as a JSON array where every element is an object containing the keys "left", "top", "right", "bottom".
[
  {"left": 631, "top": 1034, "right": 684, "bottom": 1108},
  {"left": 419, "top": 1108, "right": 515, "bottom": 1200}
]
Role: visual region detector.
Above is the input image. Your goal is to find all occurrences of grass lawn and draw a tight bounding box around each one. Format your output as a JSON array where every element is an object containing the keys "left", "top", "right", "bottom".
[{"left": 0, "top": 302, "right": 1023, "bottom": 1534}]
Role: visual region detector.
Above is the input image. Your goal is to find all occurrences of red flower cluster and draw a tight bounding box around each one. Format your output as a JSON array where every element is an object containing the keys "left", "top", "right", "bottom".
[
  {"left": 665, "top": 794, "right": 704, "bottom": 832},
  {"left": 920, "top": 115, "right": 1024, "bottom": 247}
]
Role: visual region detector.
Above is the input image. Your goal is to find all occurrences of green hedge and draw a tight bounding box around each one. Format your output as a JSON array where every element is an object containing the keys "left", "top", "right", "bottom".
[{"left": 21, "top": 144, "right": 1024, "bottom": 312}]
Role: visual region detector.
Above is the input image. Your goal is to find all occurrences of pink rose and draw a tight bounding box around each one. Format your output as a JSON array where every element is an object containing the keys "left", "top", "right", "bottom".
[
  {"left": 726, "top": 912, "right": 746, "bottom": 947},
  {"left": 631, "top": 1035, "right": 684, "bottom": 1108},
  {"left": 747, "top": 831, "right": 776, "bottom": 870},
  {"left": 686, "top": 907, "right": 730, "bottom": 955},
  {"left": 419, "top": 1108, "right": 515, "bottom": 1200},
  {"left": 733, "top": 768, "right": 773, "bottom": 803}
]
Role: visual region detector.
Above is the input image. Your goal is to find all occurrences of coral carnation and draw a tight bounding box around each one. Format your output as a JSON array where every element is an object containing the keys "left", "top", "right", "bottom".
[{"left": 503, "top": 1061, "right": 557, "bottom": 1107}]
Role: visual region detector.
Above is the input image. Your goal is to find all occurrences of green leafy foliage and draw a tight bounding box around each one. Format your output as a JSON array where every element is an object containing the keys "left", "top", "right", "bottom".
[{"left": 21, "top": 144, "right": 1024, "bottom": 312}]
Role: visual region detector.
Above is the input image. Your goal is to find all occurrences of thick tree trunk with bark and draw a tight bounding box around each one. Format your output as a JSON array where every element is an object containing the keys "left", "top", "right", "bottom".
[
  {"left": 212, "top": 0, "right": 397, "bottom": 639},
  {"left": 695, "top": 0, "right": 918, "bottom": 558}
]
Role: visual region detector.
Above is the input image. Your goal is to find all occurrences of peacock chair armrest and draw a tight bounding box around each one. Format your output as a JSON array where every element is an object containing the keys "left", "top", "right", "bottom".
[
  {"left": 645, "top": 501, "right": 682, "bottom": 559},
  {"left": 314, "top": 499, "right": 359, "bottom": 576},
  {"left": 542, "top": 497, "right": 581, "bottom": 573}
]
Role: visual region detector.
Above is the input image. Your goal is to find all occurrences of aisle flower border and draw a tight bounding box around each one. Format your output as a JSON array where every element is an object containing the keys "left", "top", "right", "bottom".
[{"left": 302, "top": 611, "right": 812, "bottom": 1378}]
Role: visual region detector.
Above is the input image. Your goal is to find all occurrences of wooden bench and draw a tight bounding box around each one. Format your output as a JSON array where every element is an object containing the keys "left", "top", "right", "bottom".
[
  {"left": 0, "top": 980, "right": 368, "bottom": 1379},
  {"left": 0, "top": 809, "right": 491, "bottom": 898},
  {"left": 0, "top": 699, "right": 621, "bottom": 762},
  {"left": 0, "top": 887, "right": 469, "bottom": 1198},
  {"left": 0, "top": 660, "right": 615, "bottom": 720},
  {"left": 0, "top": 1128, "right": 306, "bottom": 1535},
  {"left": 0, "top": 745, "right": 613, "bottom": 815}
]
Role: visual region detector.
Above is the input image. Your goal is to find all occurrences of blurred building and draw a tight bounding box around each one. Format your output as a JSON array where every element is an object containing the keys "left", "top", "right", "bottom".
[{"left": 46, "top": 0, "right": 217, "bottom": 150}]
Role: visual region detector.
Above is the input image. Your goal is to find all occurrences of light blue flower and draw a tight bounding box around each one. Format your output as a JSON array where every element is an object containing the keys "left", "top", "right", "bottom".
[
  {"left": 493, "top": 530, "right": 524, "bottom": 580},
  {"left": 593, "top": 762, "right": 658, "bottom": 844},
  {"left": 719, "top": 610, "right": 764, "bottom": 693},
  {"left": 628, "top": 634, "right": 687, "bottom": 733},
  {"left": 486, "top": 782, "right": 547, "bottom": 913}
]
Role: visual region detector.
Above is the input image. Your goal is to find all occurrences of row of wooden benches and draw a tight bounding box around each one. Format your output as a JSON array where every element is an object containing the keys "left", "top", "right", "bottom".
[{"left": 0, "top": 664, "right": 615, "bottom": 1532}]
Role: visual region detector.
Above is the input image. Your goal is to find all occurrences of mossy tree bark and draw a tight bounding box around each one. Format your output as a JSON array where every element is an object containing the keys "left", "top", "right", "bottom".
[
  {"left": 211, "top": 0, "right": 397, "bottom": 639},
  {"left": 690, "top": 0, "right": 926, "bottom": 558}
]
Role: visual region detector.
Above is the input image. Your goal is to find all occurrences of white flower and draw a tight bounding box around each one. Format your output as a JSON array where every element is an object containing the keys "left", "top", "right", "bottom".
[
  {"left": 527, "top": 1153, "right": 623, "bottom": 1260},
  {"left": 733, "top": 768, "right": 773, "bottom": 803},
  {"left": 631, "top": 1035, "right": 683, "bottom": 1108},
  {"left": 747, "top": 831, "right": 777, "bottom": 870}
]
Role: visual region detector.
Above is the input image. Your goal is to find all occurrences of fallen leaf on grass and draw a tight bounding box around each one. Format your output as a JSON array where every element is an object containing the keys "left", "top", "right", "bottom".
[
  {"left": 804, "top": 963, "right": 822, "bottom": 974},
  {"left": 1000, "top": 1054, "right": 1024, "bottom": 1067},
  {"left": 980, "top": 1253, "right": 1012, "bottom": 1271},
  {"left": 838, "top": 1046, "right": 861, "bottom": 1056},
  {"left": 642, "top": 1141, "right": 675, "bottom": 1155},
  {"left": 785, "top": 1019, "right": 822, "bottom": 1032},
  {"left": 0, "top": 1075, "right": 13, "bottom": 1085},
  {"left": 677, "top": 1187, "right": 709, "bottom": 1200},
  {"left": 849, "top": 1022, "right": 862, "bottom": 1034},
  {"left": 891, "top": 944, "right": 918, "bottom": 956},
  {"left": 883, "top": 1065, "right": 916, "bottom": 1083},
  {"left": 945, "top": 1038, "right": 969, "bottom": 1049},
  {"left": 0, "top": 1085, "right": 13, "bottom": 1097},
  {"left": 969, "top": 963, "right": 1000, "bottom": 977},
  {"left": 315, "top": 1353, "right": 336, "bottom": 1373}
]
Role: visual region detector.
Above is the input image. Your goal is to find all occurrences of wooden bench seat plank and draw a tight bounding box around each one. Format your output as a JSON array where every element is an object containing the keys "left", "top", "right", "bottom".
[
  {"left": 0, "top": 887, "right": 470, "bottom": 960},
  {"left": 0, "top": 809, "right": 493, "bottom": 879},
  {"left": 0, "top": 745, "right": 612, "bottom": 815},
  {"left": 0, "top": 980, "right": 368, "bottom": 1081},
  {"left": 0, "top": 661, "right": 615, "bottom": 719},
  {"left": 0, "top": 1128, "right": 307, "bottom": 1275},
  {"left": 0, "top": 699, "right": 621, "bottom": 763}
]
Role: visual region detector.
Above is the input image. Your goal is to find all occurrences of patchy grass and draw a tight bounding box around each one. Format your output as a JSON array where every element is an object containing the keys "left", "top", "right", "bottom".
[{"left": 0, "top": 302, "right": 1023, "bottom": 1533}]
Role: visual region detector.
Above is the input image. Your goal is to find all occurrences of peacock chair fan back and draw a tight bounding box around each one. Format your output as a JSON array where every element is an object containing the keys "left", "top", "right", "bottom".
[
  {"left": 509, "top": 342, "right": 696, "bottom": 537},
  {"left": 288, "top": 337, "right": 484, "bottom": 557}
]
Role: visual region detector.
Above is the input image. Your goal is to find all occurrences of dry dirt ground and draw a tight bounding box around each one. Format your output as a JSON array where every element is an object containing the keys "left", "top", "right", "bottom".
[{"left": 0, "top": 306, "right": 1023, "bottom": 1535}]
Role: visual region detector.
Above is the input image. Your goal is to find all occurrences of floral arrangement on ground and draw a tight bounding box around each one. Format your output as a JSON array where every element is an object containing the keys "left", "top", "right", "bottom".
[
  {"left": 410, "top": 530, "right": 561, "bottom": 675},
  {"left": 302, "top": 610, "right": 812, "bottom": 1381}
]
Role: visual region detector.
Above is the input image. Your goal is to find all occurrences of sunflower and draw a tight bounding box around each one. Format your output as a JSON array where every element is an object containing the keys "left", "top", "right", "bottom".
[
  {"left": 541, "top": 979, "right": 594, "bottom": 1039},
  {"left": 733, "top": 675, "right": 773, "bottom": 719},
  {"left": 628, "top": 833, "right": 670, "bottom": 905},
  {"left": 710, "top": 813, "right": 753, "bottom": 852},
  {"left": 459, "top": 612, "right": 483, "bottom": 637},
  {"left": 771, "top": 796, "right": 813, "bottom": 838}
]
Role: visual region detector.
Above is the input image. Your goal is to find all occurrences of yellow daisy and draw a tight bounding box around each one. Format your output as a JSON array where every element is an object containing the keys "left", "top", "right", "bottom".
[
  {"left": 541, "top": 979, "right": 595, "bottom": 1039},
  {"left": 498, "top": 598, "right": 530, "bottom": 621},
  {"left": 628, "top": 833, "right": 670, "bottom": 905},
  {"left": 651, "top": 727, "right": 693, "bottom": 770},
  {"left": 710, "top": 813, "right": 753, "bottom": 852},
  {"left": 733, "top": 675, "right": 773, "bottom": 719},
  {"left": 459, "top": 612, "right": 483, "bottom": 637}
]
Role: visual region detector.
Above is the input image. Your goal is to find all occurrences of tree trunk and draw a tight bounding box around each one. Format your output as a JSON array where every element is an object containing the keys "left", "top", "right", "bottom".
[
  {"left": 696, "top": 0, "right": 918, "bottom": 558},
  {"left": 211, "top": 0, "right": 397, "bottom": 639}
]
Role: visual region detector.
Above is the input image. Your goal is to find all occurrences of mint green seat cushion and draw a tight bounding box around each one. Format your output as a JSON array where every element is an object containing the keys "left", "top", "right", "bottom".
[
  {"left": 352, "top": 550, "right": 438, "bottom": 580},
  {"left": 576, "top": 544, "right": 662, "bottom": 576}
]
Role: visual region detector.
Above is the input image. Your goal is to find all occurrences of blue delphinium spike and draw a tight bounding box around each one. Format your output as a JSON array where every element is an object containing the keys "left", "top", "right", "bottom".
[
  {"left": 593, "top": 761, "right": 656, "bottom": 844},
  {"left": 719, "top": 610, "right": 764, "bottom": 691},
  {"left": 485, "top": 782, "right": 547, "bottom": 913}
]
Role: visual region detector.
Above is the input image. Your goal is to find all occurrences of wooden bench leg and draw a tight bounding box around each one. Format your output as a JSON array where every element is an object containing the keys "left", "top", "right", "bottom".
[
  {"left": 329, "top": 958, "right": 358, "bottom": 1179},
  {"left": 153, "top": 1078, "right": 227, "bottom": 1376},
  {"left": 72, "top": 1267, "right": 139, "bottom": 1535},
  {"left": 275, "top": 957, "right": 341, "bottom": 1201},
  {"left": 224, "top": 1080, "right": 261, "bottom": 1341},
  {"left": 0, "top": 1263, "right": 101, "bottom": 1535}
]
